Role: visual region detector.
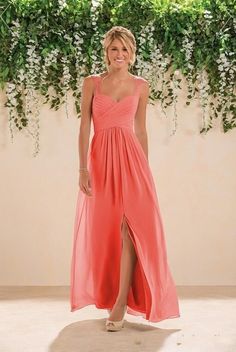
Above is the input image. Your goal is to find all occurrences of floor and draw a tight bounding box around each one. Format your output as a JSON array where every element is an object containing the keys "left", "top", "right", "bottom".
[{"left": 0, "top": 286, "right": 235, "bottom": 352}]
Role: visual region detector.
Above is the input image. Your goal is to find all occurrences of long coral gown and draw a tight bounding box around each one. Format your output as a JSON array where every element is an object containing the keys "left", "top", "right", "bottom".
[{"left": 70, "top": 74, "right": 180, "bottom": 322}]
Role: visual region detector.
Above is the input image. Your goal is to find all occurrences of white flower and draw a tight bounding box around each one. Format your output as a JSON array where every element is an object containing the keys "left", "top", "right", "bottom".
[{"left": 58, "top": 0, "right": 67, "bottom": 10}]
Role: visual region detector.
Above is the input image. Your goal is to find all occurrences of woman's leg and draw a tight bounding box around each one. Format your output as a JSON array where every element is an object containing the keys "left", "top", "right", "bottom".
[{"left": 108, "top": 219, "right": 137, "bottom": 321}]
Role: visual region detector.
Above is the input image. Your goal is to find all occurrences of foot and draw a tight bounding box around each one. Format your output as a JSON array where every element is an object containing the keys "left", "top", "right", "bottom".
[{"left": 108, "top": 303, "right": 127, "bottom": 322}]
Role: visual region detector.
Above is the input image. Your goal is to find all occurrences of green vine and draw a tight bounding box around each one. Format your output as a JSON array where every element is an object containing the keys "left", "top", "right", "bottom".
[{"left": 0, "top": 0, "right": 235, "bottom": 156}]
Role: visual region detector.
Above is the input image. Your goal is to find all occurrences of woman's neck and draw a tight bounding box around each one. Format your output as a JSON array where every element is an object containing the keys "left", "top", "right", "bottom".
[{"left": 106, "top": 67, "right": 132, "bottom": 81}]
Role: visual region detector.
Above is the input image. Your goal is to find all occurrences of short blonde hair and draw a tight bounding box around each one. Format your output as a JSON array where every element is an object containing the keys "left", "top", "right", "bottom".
[{"left": 102, "top": 26, "right": 136, "bottom": 69}]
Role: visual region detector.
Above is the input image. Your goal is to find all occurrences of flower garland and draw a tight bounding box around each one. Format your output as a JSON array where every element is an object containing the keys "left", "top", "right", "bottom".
[
  {"left": 216, "top": 52, "right": 236, "bottom": 131},
  {"left": 1, "top": 0, "right": 235, "bottom": 156},
  {"left": 25, "top": 39, "right": 41, "bottom": 155},
  {"left": 180, "top": 30, "right": 195, "bottom": 104},
  {"left": 90, "top": 0, "right": 105, "bottom": 74},
  {"left": 135, "top": 22, "right": 177, "bottom": 133},
  {"left": 197, "top": 69, "right": 211, "bottom": 133},
  {"left": 73, "top": 26, "right": 87, "bottom": 115}
]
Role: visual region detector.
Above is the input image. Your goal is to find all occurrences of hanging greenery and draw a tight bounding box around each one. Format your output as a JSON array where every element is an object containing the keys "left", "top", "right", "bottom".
[{"left": 0, "top": 0, "right": 235, "bottom": 156}]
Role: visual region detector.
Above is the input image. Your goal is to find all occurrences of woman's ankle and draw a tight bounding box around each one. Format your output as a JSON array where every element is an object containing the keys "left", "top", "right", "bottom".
[{"left": 114, "top": 299, "right": 127, "bottom": 308}]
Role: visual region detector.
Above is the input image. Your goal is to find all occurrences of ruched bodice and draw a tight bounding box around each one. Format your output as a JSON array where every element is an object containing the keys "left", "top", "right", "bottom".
[{"left": 91, "top": 75, "right": 144, "bottom": 133}]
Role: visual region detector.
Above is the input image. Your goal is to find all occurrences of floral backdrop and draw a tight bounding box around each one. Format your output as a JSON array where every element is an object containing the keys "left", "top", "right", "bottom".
[{"left": 0, "top": 0, "right": 235, "bottom": 156}]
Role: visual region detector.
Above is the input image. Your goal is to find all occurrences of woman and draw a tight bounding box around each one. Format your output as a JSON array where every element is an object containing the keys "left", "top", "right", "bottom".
[{"left": 70, "top": 26, "right": 180, "bottom": 332}]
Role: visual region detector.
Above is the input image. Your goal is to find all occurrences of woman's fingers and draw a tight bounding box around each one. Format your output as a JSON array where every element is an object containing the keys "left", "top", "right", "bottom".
[
  {"left": 87, "top": 178, "right": 92, "bottom": 196},
  {"left": 86, "top": 180, "right": 92, "bottom": 196},
  {"left": 79, "top": 179, "right": 92, "bottom": 197},
  {"left": 78, "top": 172, "right": 92, "bottom": 196}
]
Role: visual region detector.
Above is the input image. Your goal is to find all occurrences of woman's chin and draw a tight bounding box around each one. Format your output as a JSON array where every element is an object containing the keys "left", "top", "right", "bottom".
[{"left": 110, "top": 63, "right": 128, "bottom": 69}]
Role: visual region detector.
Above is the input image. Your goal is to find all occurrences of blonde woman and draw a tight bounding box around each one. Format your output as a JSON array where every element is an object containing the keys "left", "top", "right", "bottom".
[{"left": 70, "top": 26, "right": 180, "bottom": 332}]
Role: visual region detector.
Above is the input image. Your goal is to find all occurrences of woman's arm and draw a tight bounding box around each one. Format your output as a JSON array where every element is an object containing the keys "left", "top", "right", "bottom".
[
  {"left": 134, "top": 80, "right": 150, "bottom": 161},
  {"left": 78, "top": 76, "right": 94, "bottom": 169}
]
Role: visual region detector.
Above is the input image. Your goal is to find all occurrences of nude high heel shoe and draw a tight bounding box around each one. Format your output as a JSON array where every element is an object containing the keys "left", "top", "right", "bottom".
[{"left": 106, "top": 305, "right": 127, "bottom": 332}]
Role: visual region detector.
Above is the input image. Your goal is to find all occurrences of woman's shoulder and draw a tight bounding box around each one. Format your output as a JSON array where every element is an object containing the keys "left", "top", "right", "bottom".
[
  {"left": 83, "top": 73, "right": 107, "bottom": 89},
  {"left": 81, "top": 74, "right": 102, "bottom": 90},
  {"left": 134, "top": 76, "right": 148, "bottom": 83},
  {"left": 134, "top": 75, "right": 149, "bottom": 84},
  {"left": 134, "top": 75, "right": 150, "bottom": 92},
  {"left": 86, "top": 72, "right": 107, "bottom": 80},
  {"left": 83, "top": 74, "right": 101, "bottom": 82}
]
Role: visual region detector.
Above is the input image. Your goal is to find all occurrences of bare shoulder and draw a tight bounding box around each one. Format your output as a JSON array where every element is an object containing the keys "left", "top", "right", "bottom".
[
  {"left": 82, "top": 74, "right": 96, "bottom": 85},
  {"left": 82, "top": 73, "right": 105, "bottom": 87},
  {"left": 79, "top": 76, "right": 96, "bottom": 103},
  {"left": 135, "top": 75, "right": 149, "bottom": 90},
  {"left": 86, "top": 72, "right": 106, "bottom": 81},
  {"left": 134, "top": 76, "right": 150, "bottom": 98},
  {"left": 135, "top": 75, "right": 149, "bottom": 84},
  {"left": 81, "top": 75, "right": 98, "bottom": 96}
]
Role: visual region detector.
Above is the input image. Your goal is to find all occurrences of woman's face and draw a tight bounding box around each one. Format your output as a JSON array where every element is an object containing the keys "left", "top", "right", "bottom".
[{"left": 107, "top": 38, "right": 131, "bottom": 69}]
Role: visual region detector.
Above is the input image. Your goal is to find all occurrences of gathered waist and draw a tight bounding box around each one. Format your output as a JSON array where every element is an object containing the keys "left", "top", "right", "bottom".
[{"left": 93, "top": 125, "right": 134, "bottom": 135}]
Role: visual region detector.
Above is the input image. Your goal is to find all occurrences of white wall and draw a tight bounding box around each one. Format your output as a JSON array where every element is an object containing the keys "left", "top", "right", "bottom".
[{"left": 0, "top": 87, "right": 236, "bottom": 286}]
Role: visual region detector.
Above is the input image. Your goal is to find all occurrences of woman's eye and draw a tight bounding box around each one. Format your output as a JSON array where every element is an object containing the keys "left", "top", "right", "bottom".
[{"left": 111, "top": 48, "right": 127, "bottom": 51}]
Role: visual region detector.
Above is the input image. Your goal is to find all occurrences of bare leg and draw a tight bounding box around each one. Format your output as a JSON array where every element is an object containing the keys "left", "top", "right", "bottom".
[{"left": 108, "top": 219, "right": 137, "bottom": 321}]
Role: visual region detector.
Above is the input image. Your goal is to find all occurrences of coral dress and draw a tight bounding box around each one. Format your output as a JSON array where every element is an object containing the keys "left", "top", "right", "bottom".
[{"left": 70, "top": 74, "right": 180, "bottom": 322}]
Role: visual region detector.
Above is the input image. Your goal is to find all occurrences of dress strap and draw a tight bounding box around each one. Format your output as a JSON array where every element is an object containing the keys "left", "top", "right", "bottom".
[
  {"left": 134, "top": 76, "right": 141, "bottom": 96},
  {"left": 91, "top": 75, "right": 101, "bottom": 96},
  {"left": 134, "top": 77, "right": 146, "bottom": 96},
  {"left": 96, "top": 75, "right": 103, "bottom": 94}
]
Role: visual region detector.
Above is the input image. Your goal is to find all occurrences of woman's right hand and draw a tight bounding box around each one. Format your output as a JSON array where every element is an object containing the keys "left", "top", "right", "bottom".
[{"left": 79, "top": 171, "right": 92, "bottom": 197}]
